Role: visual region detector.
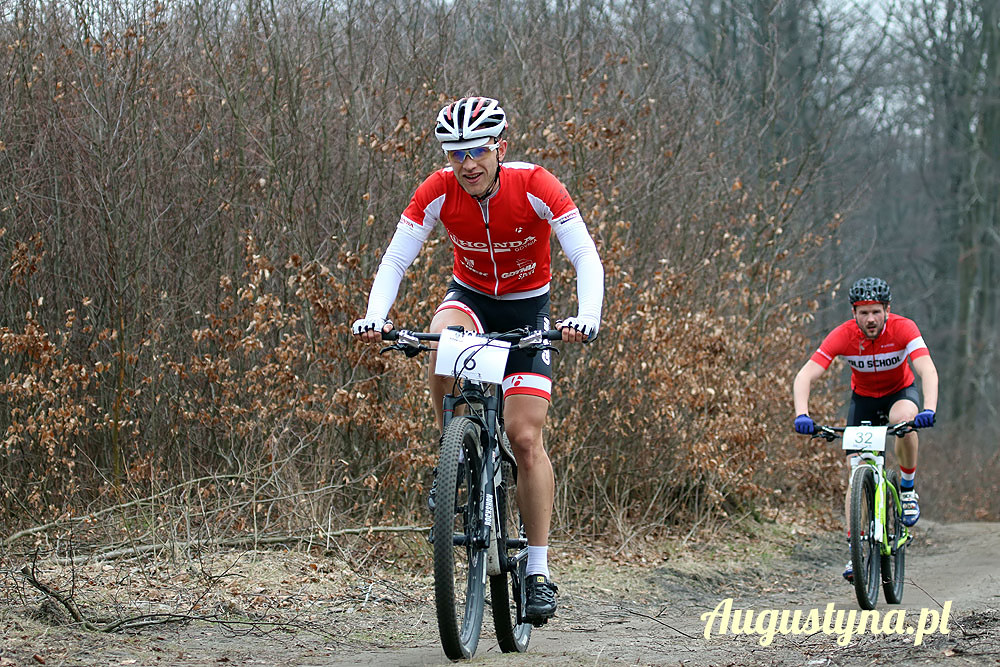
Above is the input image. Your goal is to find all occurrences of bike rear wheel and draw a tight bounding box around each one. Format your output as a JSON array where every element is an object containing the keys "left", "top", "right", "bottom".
[
  {"left": 849, "top": 465, "right": 880, "bottom": 609},
  {"left": 881, "top": 470, "right": 906, "bottom": 604},
  {"left": 490, "top": 451, "right": 532, "bottom": 652},
  {"left": 434, "top": 416, "right": 486, "bottom": 659}
]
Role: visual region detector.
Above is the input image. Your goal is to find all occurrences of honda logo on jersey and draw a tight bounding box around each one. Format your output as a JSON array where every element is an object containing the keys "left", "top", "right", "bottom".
[{"left": 448, "top": 233, "right": 537, "bottom": 253}]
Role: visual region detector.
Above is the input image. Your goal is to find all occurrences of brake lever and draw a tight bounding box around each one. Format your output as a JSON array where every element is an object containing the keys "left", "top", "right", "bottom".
[
  {"left": 811, "top": 427, "right": 838, "bottom": 442},
  {"left": 891, "top": 424, "right": 916, "bottom": 437},
  {"left": 517, "top": 330, "right": 546, "bottom": 348},
  {"left": 379, "top": 342, "right": 428, "bottom": 358}
]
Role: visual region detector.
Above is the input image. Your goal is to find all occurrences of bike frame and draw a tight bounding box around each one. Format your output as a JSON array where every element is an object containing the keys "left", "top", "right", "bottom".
[
  {"left": 442, "top": 378, "right": 526, "bottom": 593},
  {"left": 381, "top": 326, "right": 559, "bottom": 652},
  {"left": 812, "top": 420, "right": 918, "bottom": 609}
]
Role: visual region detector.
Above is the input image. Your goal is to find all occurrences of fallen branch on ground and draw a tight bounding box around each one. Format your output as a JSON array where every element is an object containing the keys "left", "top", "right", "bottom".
[
  {"left": 18, "top": 563, "right": 341, "bottom": 638},
  {"left": 48, "top": 525, "right": 429, "bottom": 564}
]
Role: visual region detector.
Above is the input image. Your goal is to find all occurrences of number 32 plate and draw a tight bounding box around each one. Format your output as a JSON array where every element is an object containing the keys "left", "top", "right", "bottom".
[{"left": 842, "top": 425, "right": 887, "bottom": 452}]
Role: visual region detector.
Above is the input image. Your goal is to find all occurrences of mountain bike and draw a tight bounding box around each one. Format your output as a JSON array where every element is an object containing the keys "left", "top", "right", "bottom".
[
  {"left": 381, "top": 325, "right": 561, "bottom": 659},
  {"left": 811, "top": 421, "right": 916, "bottom": 610}
]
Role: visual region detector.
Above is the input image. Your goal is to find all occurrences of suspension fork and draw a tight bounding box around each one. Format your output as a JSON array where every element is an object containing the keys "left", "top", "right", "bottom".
[
  {"left": 873, "top": 466, "right": 888, "bottom": 553},
  {"left": 857, "top": 453, "right": 886, "bottom": 548}
]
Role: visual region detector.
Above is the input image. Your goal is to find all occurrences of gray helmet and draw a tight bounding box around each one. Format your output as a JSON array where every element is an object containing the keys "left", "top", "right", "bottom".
[{"left": 849, "top": 277, "right": 891, "bottom": 305}]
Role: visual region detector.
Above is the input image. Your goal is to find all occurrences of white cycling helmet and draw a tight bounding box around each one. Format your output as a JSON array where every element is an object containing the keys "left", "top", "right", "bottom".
[{"left": 434, "top": 97, "right": 507, "bottom": 150}]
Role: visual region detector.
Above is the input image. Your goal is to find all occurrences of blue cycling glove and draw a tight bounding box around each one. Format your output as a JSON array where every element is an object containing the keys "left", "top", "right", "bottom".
[
  {"left": 794, "top": 414, "right": 816, "bottom": 435},
  {"left": 914, "top": 409, "right": 935, "bottom": 428}
]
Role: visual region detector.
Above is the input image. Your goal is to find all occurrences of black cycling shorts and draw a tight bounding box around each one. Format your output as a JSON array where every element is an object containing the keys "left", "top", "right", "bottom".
[
  {"left": 434, "top": 281, "right": 552, "bottom": 400},
  {"left": 846, "top": 384, "right": 921, "bottom": 427}
]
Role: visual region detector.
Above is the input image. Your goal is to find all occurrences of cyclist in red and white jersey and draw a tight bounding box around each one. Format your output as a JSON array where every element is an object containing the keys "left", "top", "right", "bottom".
[
  {"left": 792, "top": 277, "right": 938, "bottom": 582},
  {"left": 353, "top": 96, "right": 604, "bottom": 623}
]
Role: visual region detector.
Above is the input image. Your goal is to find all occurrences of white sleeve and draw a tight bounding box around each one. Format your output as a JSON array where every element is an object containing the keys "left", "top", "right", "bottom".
[
  {"left": 363, "top": 218, "right": 436, "bottom": 320},
  {"left": 553, "top": 214, "right": 604, "bottom": 330}
]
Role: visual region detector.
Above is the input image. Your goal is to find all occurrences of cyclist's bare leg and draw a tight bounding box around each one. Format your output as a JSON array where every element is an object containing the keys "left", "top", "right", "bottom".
[
  {"left": 427, "top": 308, "right": 478, "bottom": 427},
  {"left": 889, "top": 398, "right": 919, "bottom": 472},
  {"left": 503, "top": 393, "right": 553, "bottom": 547}
]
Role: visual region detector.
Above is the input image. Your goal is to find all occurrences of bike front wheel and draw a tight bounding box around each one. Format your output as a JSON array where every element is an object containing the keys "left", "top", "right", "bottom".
[
  {"left": 433, "top": 416, "right": 487, "bottom": 659},
  {"left": 880, "top": 470, "right": 906, "bottom": 604},
  {"left": 490, "top": 452, "right": 532, "bottom": 652},
  {"left": 849, "top": 465, "right": 880, "bottom": 609}
]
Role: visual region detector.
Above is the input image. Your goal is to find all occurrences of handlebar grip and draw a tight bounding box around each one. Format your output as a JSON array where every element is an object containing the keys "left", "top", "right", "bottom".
[
  {"left": 380, "top": 329, "right": 398, "bottom": 341},
  {"left": 889, "top": 420, "right": 917, "bottom": 435},
  {"left": 549, "top": 327, "right": 598, "bottom": 343}
]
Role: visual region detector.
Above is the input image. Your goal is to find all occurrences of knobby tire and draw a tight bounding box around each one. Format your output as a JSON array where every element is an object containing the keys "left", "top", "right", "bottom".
[
  {"left": 881, "top": 470, "right": 906, "bottom": 604},
  {"left": 850, "top": 465, "right": 880, "bottom": 610},
  {"left": 490, "top": 451, "right": 532, "bottom": 652},
  {"left": 434, "top": 417, "right": 486, "bottom": 659}
]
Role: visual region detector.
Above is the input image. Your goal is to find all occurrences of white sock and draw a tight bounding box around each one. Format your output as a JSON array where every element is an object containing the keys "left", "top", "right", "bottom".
[{"left": 526, "top": 545, "right": 550, "bottom": 578}]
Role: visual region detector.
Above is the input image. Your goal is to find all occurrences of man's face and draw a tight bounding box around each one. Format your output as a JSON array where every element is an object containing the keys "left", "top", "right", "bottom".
[
  {"left": 853, "top": 303, "right": 888, "bottom": 340},
  {"left": 446, "top": 139, "right": 506, "bottom": 199}
]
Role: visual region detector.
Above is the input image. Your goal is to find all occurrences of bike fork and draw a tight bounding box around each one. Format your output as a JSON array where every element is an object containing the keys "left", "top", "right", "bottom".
[
  {"left": 478, "top": 448, "right": 503, "bottom": 576},
  {"left": 873, "top": 467, "right": 886, "bottom": 552},
  {"left": 485, "top": 486, "right": 501, "bottom": 576}
]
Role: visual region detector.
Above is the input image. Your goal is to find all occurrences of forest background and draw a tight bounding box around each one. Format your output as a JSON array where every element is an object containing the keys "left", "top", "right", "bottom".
[{"left": 1, "top": 0, "right": 998, "bottom": 562}]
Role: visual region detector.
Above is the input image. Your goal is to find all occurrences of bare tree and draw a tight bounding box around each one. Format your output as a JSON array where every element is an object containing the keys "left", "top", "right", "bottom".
[{"left": 892, "top": 0, "right": 1000, "bottom": 417}]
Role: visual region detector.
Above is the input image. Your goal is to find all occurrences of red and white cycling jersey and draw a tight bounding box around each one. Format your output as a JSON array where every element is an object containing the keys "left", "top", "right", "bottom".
[
  {"left": 400, "top": 161, "right": 578, "bottom": 296},
  {"left": 361, "top": 160, "right": 603, "bottom": 331},
  {"left": 810, "top": 313, "right": 930, "bottom": 397}
]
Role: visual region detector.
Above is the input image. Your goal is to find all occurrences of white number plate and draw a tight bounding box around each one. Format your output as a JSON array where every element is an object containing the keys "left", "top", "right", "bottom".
[
  {"left": 434, "top": 329, "right": 510, "bottom": 384},
  {"left": 842, "top": 425, "right": 887, "bottom": 452}
]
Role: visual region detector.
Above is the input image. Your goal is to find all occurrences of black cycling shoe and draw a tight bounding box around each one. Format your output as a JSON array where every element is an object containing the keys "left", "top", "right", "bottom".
[
  {"left": 523, "top": 574, "right": 558, "bottom": 625},
  {"left": 427, "top": 467, "right": 438, "bottom": 512}
]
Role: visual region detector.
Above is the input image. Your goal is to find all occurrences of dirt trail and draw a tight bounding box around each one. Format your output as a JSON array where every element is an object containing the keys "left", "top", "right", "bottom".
[
  {"left": 319, "top": 521, "right": 1000, "bottom": 666},
  {"left": 2, "top": 521, "right": 998, "bottom": 666}
]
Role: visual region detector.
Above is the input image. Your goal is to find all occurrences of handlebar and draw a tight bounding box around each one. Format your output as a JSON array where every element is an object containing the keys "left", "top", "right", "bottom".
[
  {"left": 378, "top": 326, "right": 564, "bottom": 357},
  {"left": 380, "top": 328, "right": 564, "bottom": 343},
  {"left": 811, "top": 421, "right": 918, "bottom": 442}
]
